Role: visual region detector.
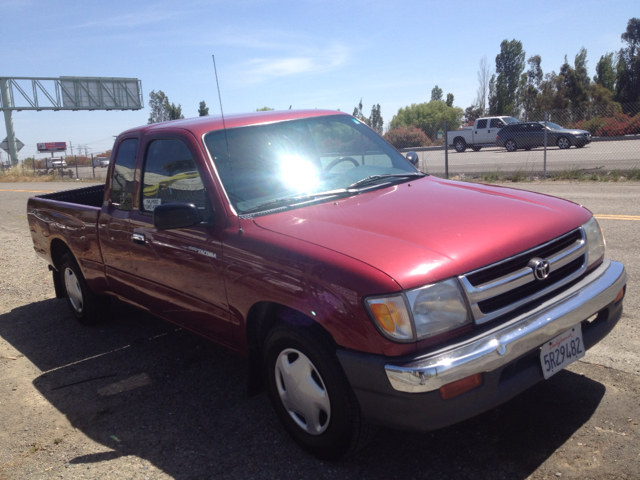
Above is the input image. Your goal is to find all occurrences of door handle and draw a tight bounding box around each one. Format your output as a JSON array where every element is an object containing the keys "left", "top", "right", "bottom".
[{"left": 132, "top": 233, "right": 146, "bottom": 245}]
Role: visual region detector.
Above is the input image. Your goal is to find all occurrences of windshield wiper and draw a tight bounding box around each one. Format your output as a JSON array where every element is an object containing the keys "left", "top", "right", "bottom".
[
  {"left": 347, "top": 172, "right": 425, "bottom": 190},
  {"left": 239, "top": 188, "right": 351, "bottom": 215}
]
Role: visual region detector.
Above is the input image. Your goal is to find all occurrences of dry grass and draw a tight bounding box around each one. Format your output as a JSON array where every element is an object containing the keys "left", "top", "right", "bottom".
[{"left": 0, "top": 166, "right": 57, "bottom": 182}]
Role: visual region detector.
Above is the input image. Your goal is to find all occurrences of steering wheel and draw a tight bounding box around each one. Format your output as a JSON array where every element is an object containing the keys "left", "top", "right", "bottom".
[{"left": 324, "top": 156, "right": 359, "bottom": 171}]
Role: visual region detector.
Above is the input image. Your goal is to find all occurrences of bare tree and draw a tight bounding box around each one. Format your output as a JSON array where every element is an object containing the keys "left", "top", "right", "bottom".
[{"left": 475, "top": 56, "right": 491, "bottom": 115}]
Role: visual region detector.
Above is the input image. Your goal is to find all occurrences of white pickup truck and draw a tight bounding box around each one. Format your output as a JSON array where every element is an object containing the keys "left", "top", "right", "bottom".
[{"left": 448, "top": 116, "right": 520, "bottom": 152}]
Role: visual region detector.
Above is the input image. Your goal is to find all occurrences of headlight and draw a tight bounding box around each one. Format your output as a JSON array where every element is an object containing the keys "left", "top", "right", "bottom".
[
  {"left": 583, "top": 217, "right": 605, "bottom": 267},
  {"left": 365, "top": 278, "right": 471, "bottom": 342}
]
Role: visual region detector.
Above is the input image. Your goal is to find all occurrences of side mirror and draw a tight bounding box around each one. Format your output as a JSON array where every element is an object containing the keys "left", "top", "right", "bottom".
[
  {"left": 153, "top": 202, "right": 204, "bottom": 230},
  {"left": 405, "top": 151, "right": 419, "bottom": 166}
]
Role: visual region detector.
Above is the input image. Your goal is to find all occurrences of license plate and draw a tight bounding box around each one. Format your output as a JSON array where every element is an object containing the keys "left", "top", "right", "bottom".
[{"left": 540, "top": 325, "right": 585, "bottom": 379}]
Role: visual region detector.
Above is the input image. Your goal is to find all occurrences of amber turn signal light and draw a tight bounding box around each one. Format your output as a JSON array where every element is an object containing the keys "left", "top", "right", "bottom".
[
  {"left": 439, "top": 373, "right": 483, "bottom": 400},
  {"left": 614, "top": 287, "right": 625, "bottom": 304}
]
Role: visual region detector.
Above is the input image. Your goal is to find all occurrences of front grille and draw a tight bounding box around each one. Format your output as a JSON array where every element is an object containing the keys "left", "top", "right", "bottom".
[
  {"left": 458, "top": 227, "right": 586, "bottom": 325},
  {"left": 466, "top": 229, "right": 582, "bottom": 286}
]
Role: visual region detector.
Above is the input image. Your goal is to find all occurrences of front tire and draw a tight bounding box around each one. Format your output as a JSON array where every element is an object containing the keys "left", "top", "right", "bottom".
[
  {"left": 505, "top": 139, "right": 517, "bottom": 152},
  {"left": 557, "top": 136, "right": 571, "bottom": 149},
  {"left": 264, "top": 325, "right": 375, "bottom": 460},
  {"left": 59, "top": 253, "right": 110, "bottom": 325}
]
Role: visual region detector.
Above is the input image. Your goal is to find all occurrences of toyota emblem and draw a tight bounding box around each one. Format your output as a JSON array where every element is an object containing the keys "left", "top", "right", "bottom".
[{"left": 528, "top": 257, "right": 550, "bottom": 280}]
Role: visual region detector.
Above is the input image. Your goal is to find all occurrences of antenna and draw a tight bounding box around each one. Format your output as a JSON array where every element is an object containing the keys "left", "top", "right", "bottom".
[{"left": 212, "top": 55, "right": 243, "bottom": 233}]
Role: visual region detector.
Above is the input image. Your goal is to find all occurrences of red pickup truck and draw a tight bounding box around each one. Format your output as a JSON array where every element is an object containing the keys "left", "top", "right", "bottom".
[{"left": 27, "top": 110, "right": 627, "bottom": 459}]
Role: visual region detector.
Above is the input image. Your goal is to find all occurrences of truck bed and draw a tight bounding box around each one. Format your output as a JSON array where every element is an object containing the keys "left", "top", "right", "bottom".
[
  {"left": 27, "top": 184, "right": 105, "bottom": 268},
  {"left": 36, "top": 183, "right": 105, "bottom": 208}
]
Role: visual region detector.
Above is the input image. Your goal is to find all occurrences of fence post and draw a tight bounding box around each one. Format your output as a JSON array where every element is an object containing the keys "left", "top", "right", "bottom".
[
  {"left": 91, "top": 153, "right": 95, "bottom": 179},
  {"left": 543, "top": 112, "right": 548, "bottom": 178},
  {"left": 444, "top": 120, "right": 449, "bottom": 179},
  {"left": 75, "top": 155, "right": 78, "bottom": 180}
]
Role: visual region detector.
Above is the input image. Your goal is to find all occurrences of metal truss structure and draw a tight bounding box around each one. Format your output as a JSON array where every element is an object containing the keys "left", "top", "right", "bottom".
[{"left": 1, "top": 76, "right": 143, "bottom": 165}]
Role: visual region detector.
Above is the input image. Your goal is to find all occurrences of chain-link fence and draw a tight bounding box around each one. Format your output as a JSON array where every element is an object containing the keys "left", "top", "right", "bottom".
[{"left": 387, "top": 102, "right": 640, "bottom": 180}]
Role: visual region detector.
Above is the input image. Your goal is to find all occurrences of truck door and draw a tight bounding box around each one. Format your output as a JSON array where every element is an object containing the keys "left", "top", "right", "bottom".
[
  {"left": 127, "top": 134, "right": 232, "bottom": 345},
  {"left": 98, "top": 137, "right": 140, "bottom": 301},
  {"left": 474, "top": 118, "right": 504, "bottom": 144}
]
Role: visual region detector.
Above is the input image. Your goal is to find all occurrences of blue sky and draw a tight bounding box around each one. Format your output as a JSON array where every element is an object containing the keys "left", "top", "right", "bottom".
[{"left": 1, "top": 0, "right": 637, "bottom": 160}]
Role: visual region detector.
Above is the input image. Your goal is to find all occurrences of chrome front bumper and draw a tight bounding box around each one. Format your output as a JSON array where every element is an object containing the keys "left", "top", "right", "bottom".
[{"left": 385, "top": 259, "right": 626, "bottom": 393}]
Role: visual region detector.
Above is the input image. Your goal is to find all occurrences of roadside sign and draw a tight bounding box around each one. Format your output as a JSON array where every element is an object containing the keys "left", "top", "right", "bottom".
[
  {"left": 0, "top": 137, "right": 25, "bottom": 154},
  {"left": 37, "top": 142, "right": 67, "bottom": 152}
]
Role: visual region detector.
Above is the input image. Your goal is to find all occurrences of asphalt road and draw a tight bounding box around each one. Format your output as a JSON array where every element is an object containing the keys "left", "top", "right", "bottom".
[
  {"left": 1, "top": 180, "right": 638, "bottom": 479},
  {"left": 416, "top": 139, "right": 640, "bottom": 176}
]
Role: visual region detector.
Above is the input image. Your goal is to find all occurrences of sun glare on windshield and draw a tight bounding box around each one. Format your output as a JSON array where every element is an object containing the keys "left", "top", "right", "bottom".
[{"left": 279, "top": 154, "right": 319, "bottom": 192}]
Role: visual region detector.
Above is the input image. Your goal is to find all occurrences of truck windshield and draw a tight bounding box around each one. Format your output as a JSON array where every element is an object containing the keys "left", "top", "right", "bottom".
[
  {"left": 502, "top": 117, "right": 520, "bottom": 125},
  {"left": 204, "top": 115, "right": 420, "bottom": 214}
]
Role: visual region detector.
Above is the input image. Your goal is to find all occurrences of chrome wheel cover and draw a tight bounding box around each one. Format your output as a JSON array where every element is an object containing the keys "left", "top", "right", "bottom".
[
  {"left": 275, "top": 348, "right": 331, "bottom": 435},
  {"left": 558, "top": 137, "right": 570, "bottom": 149},
  {"left": 64, "top": 267, "right": 83, "bottom": 313},
  {"left": 506, "top": 140, "right": 516, "bottom": 151}
]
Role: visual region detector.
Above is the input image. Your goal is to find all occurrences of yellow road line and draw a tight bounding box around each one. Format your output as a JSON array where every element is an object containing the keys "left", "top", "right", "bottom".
[
  {"left": 595, "top": 215, "right": 640, "bottom": 221},
  {"left": 0, "top": 189, "right": 54, "bottom": 193}
]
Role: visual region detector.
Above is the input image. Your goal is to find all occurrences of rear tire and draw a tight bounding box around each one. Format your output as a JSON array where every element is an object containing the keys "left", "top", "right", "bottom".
[
  {"left": 264, "top": 325, "right": 375, "bottom": 460},
  {"left": 453, "top": 138, "right": 467, "bottom": 153},
  {"left": 59, "top": 253, "right": 110, "bottom": 325},
  {"left": 557, "top": 136, "right": 571, "bottom": 149},
  {"left": 505, "top": 139, "right": 517, "bottom": 152}
]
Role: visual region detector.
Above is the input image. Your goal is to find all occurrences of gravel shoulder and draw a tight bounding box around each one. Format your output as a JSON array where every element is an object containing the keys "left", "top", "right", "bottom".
[{"left": 1, "top": 181, "right": 638, "bottom": 480}]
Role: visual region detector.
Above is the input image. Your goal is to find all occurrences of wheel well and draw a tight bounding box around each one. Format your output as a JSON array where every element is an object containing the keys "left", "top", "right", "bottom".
[
  {"left": 245, "top": 302, "right": 336, "bottom": 396},
  {"left": 50, "top": 239, "right": 71, "bottom": 269},
  {"left": 453, "top": 136, "right": 466, "bottom": 145}
]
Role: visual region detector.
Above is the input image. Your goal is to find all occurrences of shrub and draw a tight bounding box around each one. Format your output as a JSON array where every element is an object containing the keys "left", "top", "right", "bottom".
[
  {"left": 384, "top": 125, "right": 432, "bottom": 149},
  {"left": 571, "top": 112, "right": 640, "bottom": 136}
]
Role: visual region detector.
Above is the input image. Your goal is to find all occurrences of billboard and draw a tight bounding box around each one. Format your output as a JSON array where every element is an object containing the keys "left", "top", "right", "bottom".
[
  {"left": 37, "top": 142, "right": 67, "bottom": 152},
  {"left": 60, "top": 77, "right": 143, "bottom": 110}
]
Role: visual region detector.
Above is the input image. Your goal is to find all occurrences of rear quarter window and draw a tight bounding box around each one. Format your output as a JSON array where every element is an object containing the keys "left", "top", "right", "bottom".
[{"left": 111, "top": 139, "right": 138, "bottom": 211}]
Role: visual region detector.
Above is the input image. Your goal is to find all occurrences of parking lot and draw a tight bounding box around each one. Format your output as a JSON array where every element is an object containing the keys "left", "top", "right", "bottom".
[{"left": 0, "top": 181, "right": 638, "bottom": 479}]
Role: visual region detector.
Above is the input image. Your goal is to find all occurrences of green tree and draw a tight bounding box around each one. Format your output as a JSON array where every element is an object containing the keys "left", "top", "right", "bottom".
[
  {"left": 168, "top": 103, "right": 184, "bottom": 120},
  {"left": 256, "top": 107, "right": 274, "bottom": 111},
  {"left": 147, "top": 90, "right": 171, "bottom": 124},
  {"left": 198, "top": 101, "right": 209, "bottom": 116},
  {"left": 559, "top": 48, "right": 591, "bottom": 118},
  {"left": 615, "top": 17, "right": 640, "bottom": 106},
  {"left": 537, "top": 71, "right": 569, "bottom": 113},
  {"left": 594, "top": 52, "right": 617, "bottom": 92},
  {"left": 489, "top": 39, "right": 526, "bottom": 116},
  {"left": 430, "top": 86, "right": 443, "bottom": 101},
  {"left": 390, "top": 101, "right": 463, "bottom": 140},
  {"left": 464, "top": 105, "right": 483, "bottom": 124},
  {"left": 445, "top": 93, "right": 454, "bottom": 107},
  {"left": 352, "top": 99, "right": 368, "bottom": 123},
  {"left": 522, "top": 55, "right": 543, "bottom": 120},
  {"left": 369, "top": 104, "right": 383, "bottom": 134}
]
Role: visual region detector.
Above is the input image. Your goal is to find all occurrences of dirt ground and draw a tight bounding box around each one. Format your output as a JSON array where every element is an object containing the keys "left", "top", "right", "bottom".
[{"left": 1, "top": 182, "right": 638, "bottom": 480}]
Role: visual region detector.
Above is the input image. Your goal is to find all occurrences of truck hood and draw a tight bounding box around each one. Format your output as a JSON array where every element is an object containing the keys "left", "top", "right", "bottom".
[{"left": 252, "top": 177, "right": 592, "bottom": 289}]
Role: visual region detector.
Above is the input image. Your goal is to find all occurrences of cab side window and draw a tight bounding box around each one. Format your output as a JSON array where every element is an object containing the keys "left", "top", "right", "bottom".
[
  {"left": 476, "top": 119, "right": 488, "bottom": 129},
  {"left": 489, "top": 118, "right": 502, "bottom": 128},
  {"left": 141, "top": 139, "right": 212, "bottom": 220},
  {"left": 111, "top": 139, "right": 138, "bottom": 211}
]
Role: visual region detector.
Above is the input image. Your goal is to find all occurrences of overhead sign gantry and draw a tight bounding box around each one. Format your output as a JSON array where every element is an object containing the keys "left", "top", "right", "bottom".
[{"left": 0, "top": 76, "right": 143, "bottom": 165}]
